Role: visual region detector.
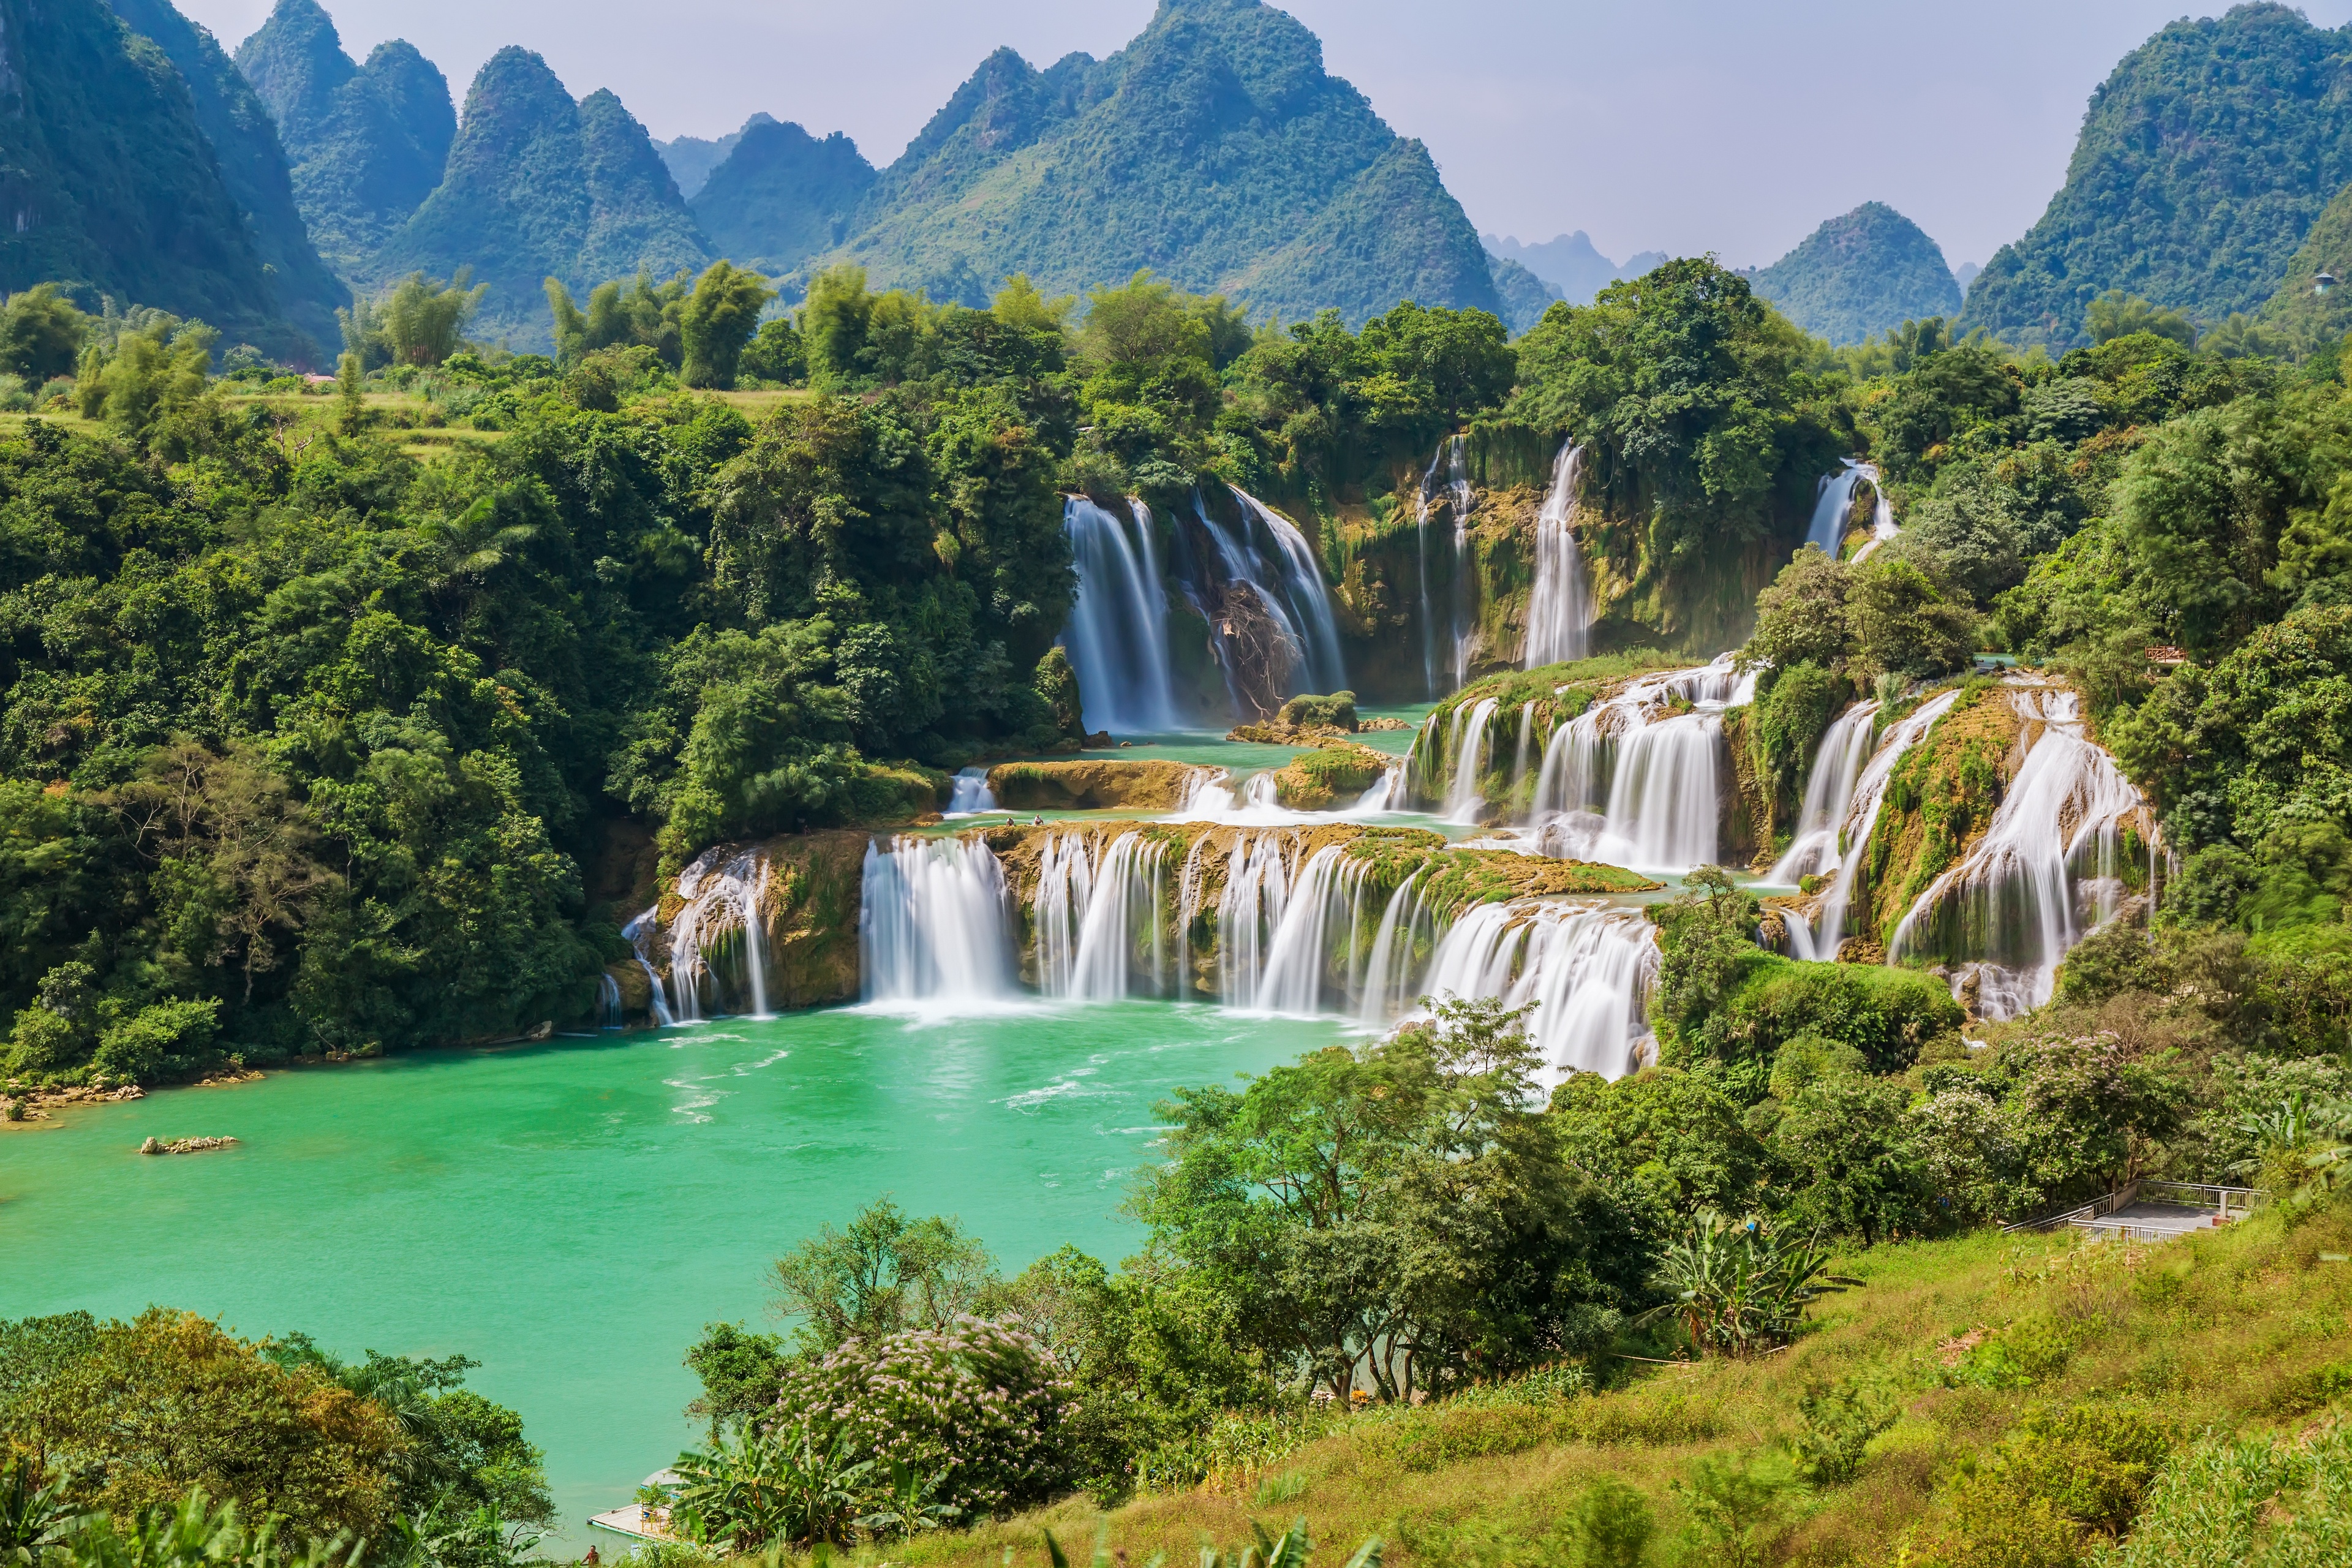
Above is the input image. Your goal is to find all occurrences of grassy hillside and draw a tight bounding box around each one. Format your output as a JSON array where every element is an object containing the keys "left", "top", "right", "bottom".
[
  {"left": 1751, "top": 202, "right": 1961, "bottom": 347},
  {"left": 1962, "top": 2, "right": 2352, "bottom": 348},
  {"left": 875, "top": 1200, "right": 2352, "bottom": 1567},
  {"left": 820, "top": 0, "right": 1501, "bottom": 323}
]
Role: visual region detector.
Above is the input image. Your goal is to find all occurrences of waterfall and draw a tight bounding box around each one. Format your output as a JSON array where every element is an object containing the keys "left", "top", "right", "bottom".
[
  {"left": 1782, "top": 690, "right": 1961, "bottom": 960},
  {"left": 622, "top": 909, "right": 678, "bottom": 1027},
  {"left": 1415, "top": 439, "right": 1475, "bottom": 694},
  {"left": 1445, "top": 439, "right": 1476, "bottom": 686},
  {"left": 597, "top": 973, "right": 623, "bottom": 1028},
  {"left": 1418, "top": 900, "right": 1659, "bottom": 1082},
  {"left": 945, "top": 767, "right": 998, "bottom": 816},
  {"left": 1526, "top": 442, "right": 1590, "bottom": 666},
  {"left": 1231, "top": 487, "right": 1346, "bottom": 692},
  {"left": 860, "top": 835, "right": 1019, "bottom": 1007},
  {"left": 1444, "top": 697, "right": 1501, "bottom": 822},
  {"left": 1766, "top": 701, "right": 1881, "bottom": 884},
  {"left": 1246, "top": 845, "right": 1373, "bottom": 1014},
  {"left": 1886, "top": 685, "right": 2154, "bottom": 1019},
  {"left": 1524, "top": 655, "right": 1753, "bottom": 874},
  {"left": 1806, "top": 460, "right": 1899, "bottom": 562},
  {"left": 1033, "top": 829, "right": 1170, "bottom": 1001},
  {"left": 666, "top": 850, "right": 773, "bottom": 1020},
  {"left": 1062, "top": 496, "right": 1179, "bottom": 732},
  {"left": 1356, "top": 873, "right": 1431, "bottom": 1025},
  {"left": 1188, "top": 489, "right": 1346, "bottom": 706}
]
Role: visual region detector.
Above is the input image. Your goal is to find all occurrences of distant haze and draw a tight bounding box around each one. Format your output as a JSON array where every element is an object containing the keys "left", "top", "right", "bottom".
[{"left": 179, "top": 0, "right": 2352, "bottom": 279}]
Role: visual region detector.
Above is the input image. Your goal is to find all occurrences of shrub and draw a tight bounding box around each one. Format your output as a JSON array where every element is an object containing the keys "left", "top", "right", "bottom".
[
  {"left": 90, "top": 998, "right": 220, "bottom": 1084},
  {"left": 1275, "top": 690, "right": 1357, "bottom": 730},
  {"left": 774, "top": 1316, "right": 1072, "bottom": 1521}
]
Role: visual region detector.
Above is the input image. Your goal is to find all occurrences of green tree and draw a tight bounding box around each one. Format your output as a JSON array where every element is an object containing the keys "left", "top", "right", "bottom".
[
  {"left": 679, "top": 262, "right": 777, "bottom": 390},
  {"left": 769, "top": 1198, "right": 995, "bottom": 1355},
  {"left": 0, "top": 285, "right": 88, "bottom": 382},
  {"left": 2086, "top": 289, "right": 2196, "bottom": 348},
  {"left": 801, "top": 265, "right": 874, "bottom": 388}
]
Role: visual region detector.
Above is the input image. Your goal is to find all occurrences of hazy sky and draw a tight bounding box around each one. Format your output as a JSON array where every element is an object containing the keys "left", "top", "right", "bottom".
[{"left": 183, "top": 0, "right": 2352, "bottom": 272}]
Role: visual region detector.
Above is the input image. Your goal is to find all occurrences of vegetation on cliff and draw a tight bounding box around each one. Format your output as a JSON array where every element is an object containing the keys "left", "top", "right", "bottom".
[
  {"left": 233, "top": 0, "right": 455, "bottom": 279},
  {"left": 1961, "top": 2, "right": 2352, "bottom": 347},
  {"left": 812, "top": 0, "right": 1503, "bottom": 325}
]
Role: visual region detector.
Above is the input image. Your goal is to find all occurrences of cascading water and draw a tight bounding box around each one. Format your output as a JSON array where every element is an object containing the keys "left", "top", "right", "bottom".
[
  {"left": 1766, "top": 701, "right": 1880, "bottom": 884},
  {"left": 622, "top": 910, "right": 678, "bottom": 1027},
  {"left": 1417, "top": 900, "right": 1659, "bottom": 1082},
  {"left": 1186, "top": 488, "right": 1347, "bottom": 707},
  {"left": 1061, "top": 496, "right": 1180, "bottom": 732},
  {"left": 1849, "top": 477, "right": 1899, "bottom": 564},
  {"left": 944, "top": 767, "right": 998, "bottom": 816},
  {"left": 1804, "top": 459, "right": 1898, "bottom": 560},
  {"left": 1243, "top": 845, "right": 1374, "bottom": 1015},
  {"left": 1414, "top": 438, "right": 1476, "bottom": 694},
  {"left": 1355, "top": 872, "right": 1430, "bottom": 1025},
  {"left": 1231, "top": 487, "right": 1346, "bottom": 692},
  {"left": 596, "top": 973, "right": 623, "bottom": 1029},
  {"left": 1033, "top": 829, "right": 1170, "bottom": 1001},
  {"left": 1522, "top": 655, "right": 1755, "bottom": 873},
  {"left": 1444, "top": 697, "right": 1501, "bottom": 823},
  {"left": 1779, "top": 690, "right": 1959, "bottom": 960},
  {"left": 860, "top": 835, "right": 1019, "bottom": 1007},
  {"left": 1526, "top": 442, "right": 1591, "bottom": 666},
  {"left": 666, "top": 850, "right": 774, "bottom": 1020},
  {"left": 1886, "top": 684, "right": 2155, "bottom": 1019}
]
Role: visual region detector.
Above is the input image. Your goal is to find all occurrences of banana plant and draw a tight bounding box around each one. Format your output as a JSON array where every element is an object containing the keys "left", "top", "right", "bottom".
[{"left": 0, "top": 1455, "right": 78, "bottom": 1563}]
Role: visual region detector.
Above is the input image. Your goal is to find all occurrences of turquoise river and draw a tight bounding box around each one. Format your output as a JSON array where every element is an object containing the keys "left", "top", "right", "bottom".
[{"left": 0, "top": 1001, "right": 1354, "bottom": 1545}]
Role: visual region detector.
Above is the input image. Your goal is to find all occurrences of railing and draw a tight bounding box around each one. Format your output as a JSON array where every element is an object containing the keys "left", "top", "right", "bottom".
[
  {"left": 2000, "top": 1181, "right": 2267, "bottom": 1238},
  {"left": 2139, "top": 1181, "right": 2267, "bottom": 1216},
  {"left": 2002, "top": 1182, "right": 2139, "bottom": 1235}
]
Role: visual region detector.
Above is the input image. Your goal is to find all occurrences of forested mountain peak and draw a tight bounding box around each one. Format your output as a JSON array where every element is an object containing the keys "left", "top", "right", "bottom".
[
  {"left": 656, "top": 113, "right": 778, "bottom": 200},
  {"left": 1749, "top": 201, "right": 1961, "bottom": 345},
  {"left": 105, "top": 0, "right": 348, "bottom": 355},
  {"left": 1961, "top": 0, "right": 2352, "bottom": 348},
  {"left": 232, "top": 0, "right": 454, "bottom": 277},
  {"left": 690, "top": 119, "right": 876, "bottom": 279},
  {"left": 0, "top": 0, "right": 283, "bottom": 347},
  {"left": 821, "top": 0, "right": 1499, "bottom": 322},
  {"left": 375, "top": 47, "right": 710, "bottom": 345}
]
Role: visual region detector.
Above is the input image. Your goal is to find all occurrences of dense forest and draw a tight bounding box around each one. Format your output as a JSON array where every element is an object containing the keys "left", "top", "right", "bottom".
[{"left": 13, "top": 1, "right": 2352, "bottom": 1566}]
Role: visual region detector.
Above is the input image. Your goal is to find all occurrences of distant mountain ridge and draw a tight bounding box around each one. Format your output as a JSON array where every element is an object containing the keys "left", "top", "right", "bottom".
[
  {"left": 691, "top": 120, "right": 875, "bottom": 280},
  {"left": 813, "top": 0, "right": 1503, "bottom": 323},
  {"left": 655, "top": 115, "right": 778, "bottom": 200},
  {"left": 1748, "top": 202, "right": 1962, "bottom": 345},
  {"left": 233, "top": 0, "right": 453, "bottom": 278},
  {"left": 372, "top": 47, "right": 712, "bottom": 345},
  {"left": 1963, "top": 1, "right": 2352, "bottom": 348},
  {"left": 1483, "top": 232, "right": 1667, "bottom": 306},
  {"left": 106, "top": 0, "right": 347, "bottom": 351}
]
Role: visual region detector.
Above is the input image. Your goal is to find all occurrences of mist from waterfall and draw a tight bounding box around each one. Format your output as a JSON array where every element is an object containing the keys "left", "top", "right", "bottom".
[
  {"left": 1062, "top": 496, "right": 1180, "bottom": 732},
  {"left": 1527, "top": 442, "right": 1591, "bottom": 666},
  {"left": 861, "top": 835, "right": 1020, "bottom": 1008},
  {"left": 1887, "top": 685, "right": 2154, "bottom": 1019}
]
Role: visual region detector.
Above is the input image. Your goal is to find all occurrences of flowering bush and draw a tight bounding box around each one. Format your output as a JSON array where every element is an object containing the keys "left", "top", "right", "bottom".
[{"left": 774, "top": 1316, "right": 1073, "bottom": 1520}]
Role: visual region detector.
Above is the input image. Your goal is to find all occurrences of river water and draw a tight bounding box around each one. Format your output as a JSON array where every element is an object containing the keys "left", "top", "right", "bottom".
[{"left": 0, "top": 1003, "right": 1337, "bottom": 1544}]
